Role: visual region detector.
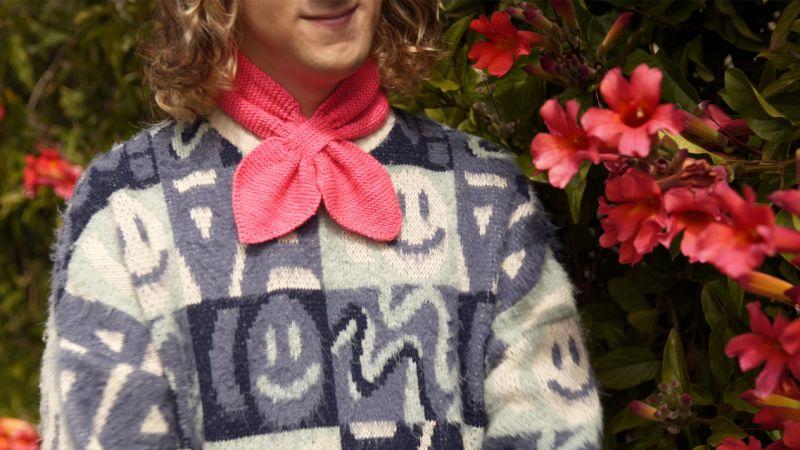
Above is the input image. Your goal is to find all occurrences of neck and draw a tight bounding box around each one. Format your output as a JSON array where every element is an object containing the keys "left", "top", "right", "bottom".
[{"left": 238, "top": 41, "right": 341, "bottom": 118}]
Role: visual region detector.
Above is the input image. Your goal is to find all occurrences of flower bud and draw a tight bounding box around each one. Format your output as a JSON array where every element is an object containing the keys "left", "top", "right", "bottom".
[
  {"left": 505, "top": 6, "right": 524, "bottom": 20},
  {"left": 577, "top": 63, "right": 596, "bottom": 80},
  {"left": 737, "top": 271, "right": 793, "bottom": 303},
  {"left": 677, "top": 110, "right": 726, "bottom": 146},
  {"left": 741, "top": 389, "right": 800, "bottom": 409},
  {"left": 628, "top": 400, "right": 659, "bottom": 421},
  {"left": 522, "top": 63, "right": 551, "bottom": 79},
  {"left": 540, "top": 55, "right": 559, "bottom": 75},
  {"left": 523, "top": 4, "right": 555, "bottom": 31},
  {"left": 597, "top": 12, "right": 633, "bottom": 57},
  {"left": 551, "top": 0, "right": 578, "bottom": 29}
]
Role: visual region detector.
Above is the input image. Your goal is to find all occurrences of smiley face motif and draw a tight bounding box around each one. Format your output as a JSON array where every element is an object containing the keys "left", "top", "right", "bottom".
[
  {"left": 247, "top": 295, "right": 325, "bottom": 428},
  {"left": 385, "top": 167, "right": 450, "bottom": 275},
  {"left": 338, "top": 166, "right": 452, "bottom": 280},
  {"left": 534, "top": 318, "right": 602, "bottom": 428}
]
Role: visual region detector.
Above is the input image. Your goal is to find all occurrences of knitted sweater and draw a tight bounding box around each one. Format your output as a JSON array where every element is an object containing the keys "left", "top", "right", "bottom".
[{"left": 38, "top": 105, "right": 604, "bottom": 449}]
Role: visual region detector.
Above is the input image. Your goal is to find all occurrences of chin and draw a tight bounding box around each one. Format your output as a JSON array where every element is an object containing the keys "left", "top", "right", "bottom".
[{"left": 303, "top": 46, "right": 371, "bottom": 77}]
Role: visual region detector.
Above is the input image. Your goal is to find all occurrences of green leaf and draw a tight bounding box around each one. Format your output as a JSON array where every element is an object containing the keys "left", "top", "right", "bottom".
[
  {"left": 701, "top": 280, "right": 742, "bottom": 385},
  {"left": 721, "top": 68, "right": 787, "bottom": 120},
  {"left": 628, "top": 309, "right": 659, "bottom": 334},
  {"left": 714, "top": 0, "right": 763, "bottom": 42},
  {"left": 758, "top": 43, "right": 800, "bottom": 70},
  {"left": 707, "top": 416, "right": 746, "bottom": 446},
  {"left": 646, "top": 0, "right": 704, "bottom": 26},
  {"left": 771, "top": 0, "right": 800, "bottom": 50},
  {"left": 564, "top": 161, "right": 590, "bottom": 223},
  {"left": 720, "top": 69, "right": 800, "bottom": 121},
  {"left": 423, "top": 107, "right": 466, "bottom": 129},
  {"left": 609, "top": 408, "right": 653, "bottom": 434},
  {"left": 726, "top": 277, "right": 744, "bottom": 312},
  {"left": 682, "top": 36, "right": 715, "bottom": 82},
  {"left": 702, "top": 279, "right": 744, "bottom": 326},
  {"left": 723, "top": 377, "right": 759, "bottom": 413},
  {"left": 7, "top": 34, "right": 35, "bottom": 90},
  {"left": 428, "top": 68, "right": 461, "bottom": 93},
  {"left": 608, "top": 277, "right": 650, "bottom": 312},
  {"left": 595, "top": 346, "right": 661, "bottom": 390},
  {"left": 762, "top": 68, "right": 800, "bottom": 98},
  {"left": 516, "top": 152, "right": 548, "bottom": 183},
  {"left": 689, "top": 383, "right": 714, "bottom": 406},
  {"left": 585, "top": 16, "right": 607, "bottom": 49},
  {"left": 444, "top": 14, "right": 474, "bottom": 50},
  {"left": 705, "top": 10, "right": 763, "bottom": 52},
  {"left": 768, "top": 91, "right": 800, "bottom": 120},
  {"left": 659, "top": 130, "right": 730, "bottom": 165},
  {"left": 661, "top": 329, "right": 690, "bottom": 389},
  {"left": 492, "top": 70, "right": 542, "bottom": 122},
  {"left": 745, "top": 116, "right": 797, "bottom": 142}
]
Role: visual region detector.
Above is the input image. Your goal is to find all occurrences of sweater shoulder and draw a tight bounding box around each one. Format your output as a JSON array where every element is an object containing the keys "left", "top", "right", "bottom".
[
  {"left": 389, "top": 107, "right": 523, "bottom": 180},
  {"left": 66, "top": 125, "right": 164, "bottom": 238},
  {"left": 51, "top": 124, "right": 166, "bottom": 274}
]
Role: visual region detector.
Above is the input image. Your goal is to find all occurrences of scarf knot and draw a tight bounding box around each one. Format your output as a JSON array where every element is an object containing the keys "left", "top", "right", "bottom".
[
  {"left": 286, "top": 121, "right": 337, "bottom": 157},
  {"left": 217, "top": 49, "right": 403, "bottom": 244}
]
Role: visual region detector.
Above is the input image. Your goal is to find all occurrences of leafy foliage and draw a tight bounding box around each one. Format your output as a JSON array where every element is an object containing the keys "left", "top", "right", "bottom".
[
  {"left": 2, "top": 3, "right": 800, "bottom": 449},
  {"left": 0, "top": 0, "right": 154, "bottom": 422},
  {"left": 391, "top": 0, "right": 800, "bottom": 448}
]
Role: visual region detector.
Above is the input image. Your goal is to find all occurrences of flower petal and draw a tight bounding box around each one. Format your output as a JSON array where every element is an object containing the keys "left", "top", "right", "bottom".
[
  {"left": 617, "top": 126, "right": 653, "bottom": 157},
  {"left": 487, "top": 51, "right": 514, "bottom": 77},
  {"left": 469, "top": 15, "right": 494, "bottom": 37},
  {"left": 599, "top": 68, "right": 630, "bottom": 111},
  {"left": 755, "top": 355, "right": 789, "bottom": 397},
  {"left": 490, "top": 11, "right": 516, "bottom": 37},
  {"left": 630, "top": 64, "right": 663, "bottom": 110}
]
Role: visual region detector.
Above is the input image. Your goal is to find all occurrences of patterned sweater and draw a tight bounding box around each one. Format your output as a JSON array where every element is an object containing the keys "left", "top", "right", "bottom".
[{"left": 38, "top": 105, "right": 604, "bottom": 449}]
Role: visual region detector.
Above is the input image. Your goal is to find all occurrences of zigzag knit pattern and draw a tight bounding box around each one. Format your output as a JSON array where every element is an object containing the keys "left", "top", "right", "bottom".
[
  {"left": 38, "top": 105, "right": 604, "bottom": 449},
  {"left": 218, "top": 50, "right": 401, "bottom": 244}
]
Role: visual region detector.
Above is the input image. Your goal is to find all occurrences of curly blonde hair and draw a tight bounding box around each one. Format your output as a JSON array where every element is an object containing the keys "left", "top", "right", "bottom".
[{"left": 139, "top": 0, "right": 447, "bottom": 124}]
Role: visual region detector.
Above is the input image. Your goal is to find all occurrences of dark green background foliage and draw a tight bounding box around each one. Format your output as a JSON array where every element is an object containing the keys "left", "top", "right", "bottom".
[
  {"left": 0, "top": 0, "right": 156, "bottom": 423},
  {"left": 1, "top": 1, "right": 798, "bottom": 448}
]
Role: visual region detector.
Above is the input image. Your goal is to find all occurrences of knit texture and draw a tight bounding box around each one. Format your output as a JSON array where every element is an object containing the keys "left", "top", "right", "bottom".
[
  {"left": 37, "top": 104, "right": 604, "bottom": 449},
  {"left": 218, "top": 49, "right": 400, "bottom": 244}
]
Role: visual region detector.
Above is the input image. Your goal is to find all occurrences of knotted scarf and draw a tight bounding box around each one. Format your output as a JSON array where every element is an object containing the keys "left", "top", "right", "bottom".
[{"left": 217, "top": 49, "right": 402, "bottom": 244}]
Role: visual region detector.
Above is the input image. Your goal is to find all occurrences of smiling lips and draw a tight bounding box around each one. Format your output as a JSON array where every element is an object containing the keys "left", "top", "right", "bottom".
[{"left": 301, "top": 4, "right": 357, "bottom": 28}]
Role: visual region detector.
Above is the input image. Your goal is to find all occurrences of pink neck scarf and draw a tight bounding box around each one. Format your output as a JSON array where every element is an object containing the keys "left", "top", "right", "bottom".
[{"left": 217, "top": 49, "right": 402, "bottom": 244}]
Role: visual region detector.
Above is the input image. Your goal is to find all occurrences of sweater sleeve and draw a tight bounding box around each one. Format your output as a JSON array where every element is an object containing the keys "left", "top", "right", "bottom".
[
  {"left": 38, "top": 146, "right": 180, "bottom": 449},
  {"left": 481, "top": 181, "right": 603, "bottom": 450}
]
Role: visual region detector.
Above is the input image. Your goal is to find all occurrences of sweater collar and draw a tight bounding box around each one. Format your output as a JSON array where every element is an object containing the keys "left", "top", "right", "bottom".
[{"left": 206, "top": 103, "right": 397, "bottom": 158}]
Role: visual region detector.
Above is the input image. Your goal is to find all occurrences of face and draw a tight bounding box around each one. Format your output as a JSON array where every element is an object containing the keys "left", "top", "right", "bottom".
[{"left": 238, "top": 0, "right": 382, "bottom": 85}]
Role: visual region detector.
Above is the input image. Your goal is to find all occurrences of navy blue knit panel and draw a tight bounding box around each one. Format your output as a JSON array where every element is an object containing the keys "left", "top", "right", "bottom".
[{"left": 186, "top": 289, "right": 338, "bottom": 442}]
